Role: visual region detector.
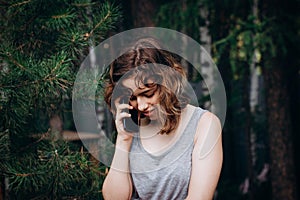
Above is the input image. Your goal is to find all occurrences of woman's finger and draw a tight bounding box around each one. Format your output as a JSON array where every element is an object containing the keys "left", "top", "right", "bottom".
[
  {"left": 116, "top": 103, "right": 133, "bottom": 111},
  {"left": 115, "top": 111, "right": 131, "bottom": 122}
]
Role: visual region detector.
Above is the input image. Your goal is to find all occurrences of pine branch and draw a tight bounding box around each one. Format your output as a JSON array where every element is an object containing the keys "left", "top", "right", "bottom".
[
  {"left": 0, "top": 51, "right": 73, "bottom": 91},
  {"left": 89, "top": 10, "right": 112, "bottom": 37},
  {"left": 72, "top": 2, "right": 98, "bottom": 7},
  {"left": 0, "top": 0, "right": 122, "bottom": 198},
  {"left": 5, "top": 52, "right": 31, "bottom": 74},
  {"left": 9, "top": 0, "right": 31, "bottom": 8}
]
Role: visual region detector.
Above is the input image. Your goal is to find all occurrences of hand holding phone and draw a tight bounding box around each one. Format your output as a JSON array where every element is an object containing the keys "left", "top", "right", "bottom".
[{"left": 121, "top": 98, "right": 139, "bottom": 133}]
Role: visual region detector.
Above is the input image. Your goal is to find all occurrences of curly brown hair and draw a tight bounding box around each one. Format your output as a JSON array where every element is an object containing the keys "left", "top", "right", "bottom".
[{"left": 103, "top": 38, "right": 191, "bottom": 134}]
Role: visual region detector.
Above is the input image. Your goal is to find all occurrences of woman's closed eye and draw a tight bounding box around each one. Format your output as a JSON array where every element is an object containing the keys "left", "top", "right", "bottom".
[
  {"left": 143, "top": 90, "right": 155, "bottom": 98},
  {"left": 130, "top": 88, "right": 156, "bottom": 100},
  {"left": 129, "top": 91, "right": 154, "bottom": 100}
]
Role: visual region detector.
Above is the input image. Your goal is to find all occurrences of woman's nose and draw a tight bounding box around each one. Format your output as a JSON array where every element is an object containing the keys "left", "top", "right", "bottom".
[{"left": 137, "top": 96, "right": 149, "bottom": 111}]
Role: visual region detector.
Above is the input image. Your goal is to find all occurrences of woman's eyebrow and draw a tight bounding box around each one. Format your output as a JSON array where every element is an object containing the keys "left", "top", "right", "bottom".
[
  {"left": 136, "top": 86, "right": 158, "bottom": 96},
  {"left": 131, "top": 87, "right": 152, "bottom": 96}
]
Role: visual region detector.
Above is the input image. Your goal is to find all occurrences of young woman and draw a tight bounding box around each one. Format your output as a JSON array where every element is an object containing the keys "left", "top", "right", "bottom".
[{"left": 102, "top": 38, "right": 223, "bottom": 200}]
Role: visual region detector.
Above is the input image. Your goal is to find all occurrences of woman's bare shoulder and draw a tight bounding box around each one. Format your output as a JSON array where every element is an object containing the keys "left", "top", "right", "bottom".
[{"left": 193, "top": 108, "right": 221, "bottom": 144}]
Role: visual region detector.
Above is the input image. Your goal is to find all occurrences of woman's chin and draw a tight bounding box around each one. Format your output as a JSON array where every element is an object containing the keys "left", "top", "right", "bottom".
[{"left": 140, "top": 114, "right": 158, "bottom": 126}]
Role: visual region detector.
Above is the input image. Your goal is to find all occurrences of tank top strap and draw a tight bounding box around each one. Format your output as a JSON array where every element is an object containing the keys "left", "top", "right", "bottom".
[
  {"left": 183, "top": 106, "right": 207, "bottom": 138},
  {"left": 172, "top": 106, "right": 207, "bottom": 151}
]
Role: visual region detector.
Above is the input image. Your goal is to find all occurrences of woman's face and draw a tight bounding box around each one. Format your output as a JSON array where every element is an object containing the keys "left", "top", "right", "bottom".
[{"left": 121, "top": 77, "right": 160, "bottom": 120}]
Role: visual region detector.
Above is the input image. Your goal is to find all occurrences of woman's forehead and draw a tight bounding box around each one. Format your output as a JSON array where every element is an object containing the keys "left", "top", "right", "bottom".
[
  {"left": 122, "top": 77, "right": 135, "bottom": 89},
  {"left": 121, "top": 77, "right": 155, "bottom": 93}
]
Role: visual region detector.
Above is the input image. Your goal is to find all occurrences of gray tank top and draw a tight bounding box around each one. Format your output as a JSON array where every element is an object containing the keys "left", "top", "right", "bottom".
[{"left": 129, "top": 107, "right": 206, "bottom": 200}]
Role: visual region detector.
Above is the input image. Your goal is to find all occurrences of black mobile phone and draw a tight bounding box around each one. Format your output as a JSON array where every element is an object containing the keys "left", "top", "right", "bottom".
[{"left": 121, "top": 98, "right": 139, "bottom": 133}]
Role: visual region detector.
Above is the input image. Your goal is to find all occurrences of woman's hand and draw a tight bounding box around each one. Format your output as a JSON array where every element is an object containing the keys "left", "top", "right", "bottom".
[{"left": 114, "top": 98, "right": 134, "bottom": 143}]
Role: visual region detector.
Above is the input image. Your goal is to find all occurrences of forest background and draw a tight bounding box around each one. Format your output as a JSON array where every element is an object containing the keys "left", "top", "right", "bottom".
[{"left": 0, "top": 0, "right": 299, "bottom": 200}]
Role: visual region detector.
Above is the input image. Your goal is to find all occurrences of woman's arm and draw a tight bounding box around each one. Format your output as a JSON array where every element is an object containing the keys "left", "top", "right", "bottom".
[
  {"left": 186, "top": 112, "right": 223, "bottom": 200},
  {"left": 102, "top": 101, "right": 134, "bottom": 200},
  {"left": 102, "top": 136, "right": 133, "bottom": 200}
]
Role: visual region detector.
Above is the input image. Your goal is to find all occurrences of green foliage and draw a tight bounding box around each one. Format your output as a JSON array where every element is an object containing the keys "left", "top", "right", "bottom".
[
  {"left": 3, "top": 140, "right": 106, "bottom": 199},
  {"left": 212, "top": 11, "right": 299, "bottom": 72},
  {"left": 156, "top": 0, "right": 204, "bottom": 42},
  {"left": 212, "top": 15, "right": 265, "bottom": 77},
  {"left": 0, "top": 0, "right": 121, "bottom": 198}
]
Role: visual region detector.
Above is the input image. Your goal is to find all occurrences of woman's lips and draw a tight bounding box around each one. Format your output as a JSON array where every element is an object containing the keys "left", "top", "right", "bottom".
[{"left": 142, "top": 109, "right": 154, "bottom": 117}]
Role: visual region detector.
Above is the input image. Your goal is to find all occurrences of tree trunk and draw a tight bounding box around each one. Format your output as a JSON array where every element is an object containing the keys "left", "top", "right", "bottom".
[
  {"left": 130, "top": 0, "right": 157, "bottom": 27},
  {"left": 0, "top": 177, "right": 3, "bottom": 200},
  {"left": 263, "top": 61, "right": 298, "bottom": 200}
]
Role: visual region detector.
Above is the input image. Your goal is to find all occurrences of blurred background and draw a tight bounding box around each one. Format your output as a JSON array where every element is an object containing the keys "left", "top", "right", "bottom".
[{"left": 0, "top": 0, "right": 299, "bottom": 199}]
